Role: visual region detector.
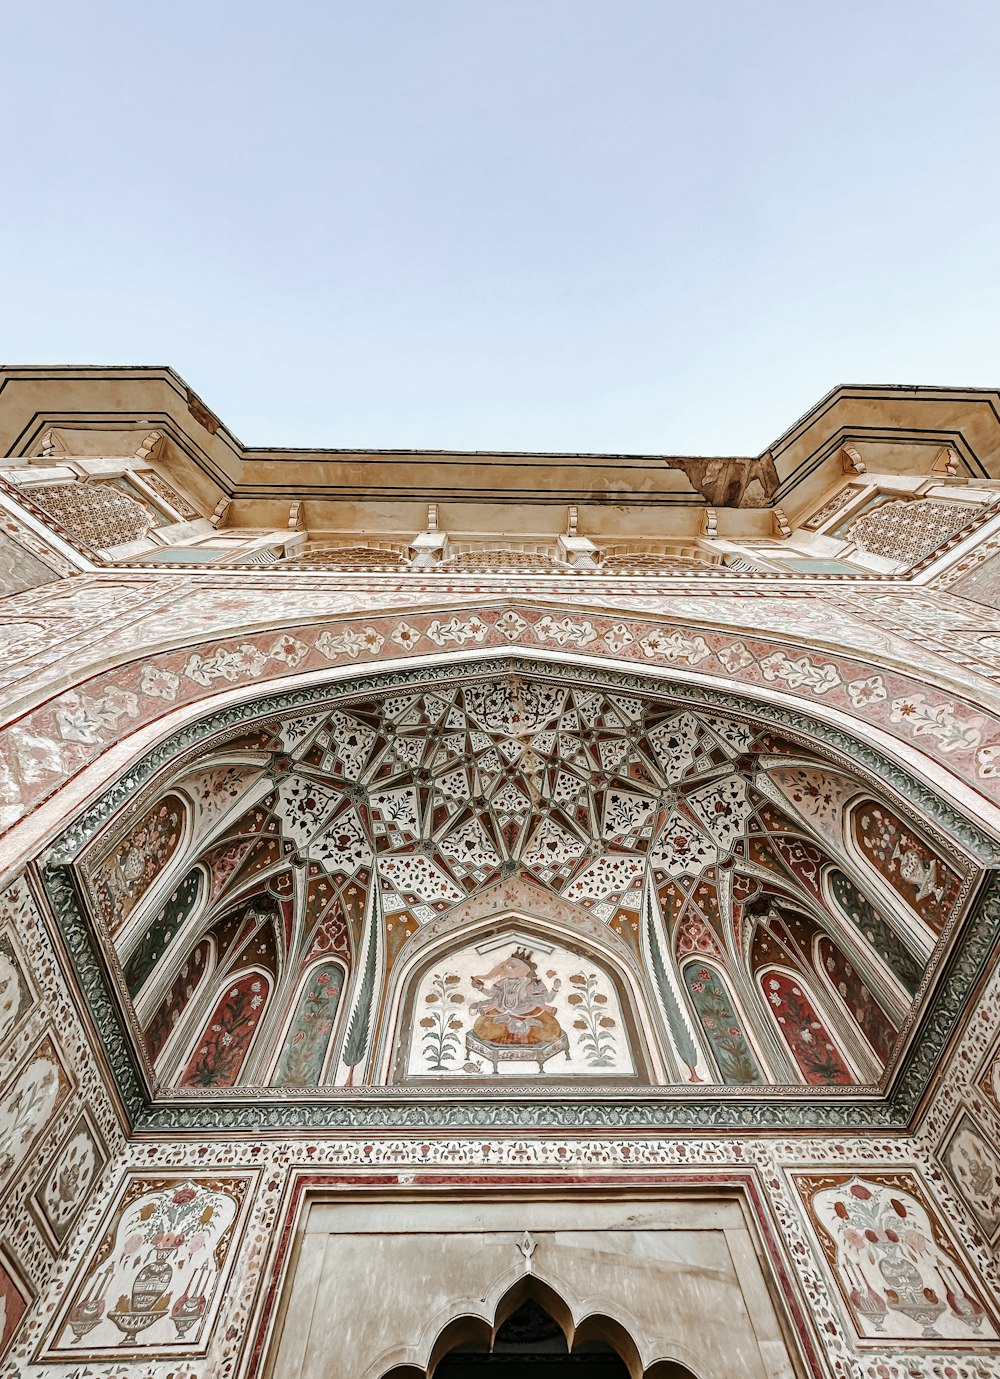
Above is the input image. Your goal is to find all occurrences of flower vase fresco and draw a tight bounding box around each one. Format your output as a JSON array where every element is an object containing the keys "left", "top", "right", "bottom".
[
  {"left": 795, "top": 1171, "right": 999, "bottom": 1346},
  {"left": 47, "top": 1173, "right": 252, "bottom": 1360},
  {"left": 402, "top": 935, "right": 638, "bottom": 1080}
]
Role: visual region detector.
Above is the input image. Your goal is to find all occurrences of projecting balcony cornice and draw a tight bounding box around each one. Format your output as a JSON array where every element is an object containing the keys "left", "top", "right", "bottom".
[{"left": 1, "top": 366, "right": 999, "bottom": 513}]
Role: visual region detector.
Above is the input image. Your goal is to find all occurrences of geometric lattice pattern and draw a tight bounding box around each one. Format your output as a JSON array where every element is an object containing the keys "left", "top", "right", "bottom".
[
  {"left": 848, "top": 497, "right": 981, "bottom": 567},
  {"left": 28, "top": 481, "right": 158, "bottom": 549}
]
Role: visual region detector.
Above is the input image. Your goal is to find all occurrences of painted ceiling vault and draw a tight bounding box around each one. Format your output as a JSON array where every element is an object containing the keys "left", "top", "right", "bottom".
[{"left": 55, "top": 670, "right": 979, "bottom": 1122}]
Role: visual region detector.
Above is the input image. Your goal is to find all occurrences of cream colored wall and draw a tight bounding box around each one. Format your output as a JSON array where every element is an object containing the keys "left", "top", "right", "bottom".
[{"left": 269, "top": 1195, "right": 798, "bottom": 1379}]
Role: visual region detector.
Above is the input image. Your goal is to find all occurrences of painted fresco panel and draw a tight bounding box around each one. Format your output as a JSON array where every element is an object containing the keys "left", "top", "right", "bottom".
[
  {"left": 0, "top": 927, "right": 33, "bottom": 1045},
  {"left": 90, "top": 793, "right": 186, "bottom": 930},
  {"left": 402, "top": 936, "right": 638, "bottom": 1080},
  {"left": 816, "top": 935, "right": 897, "bottom": 1066},
  {"left": 793, "top": 1169, "right": 1000, "bottom": 1346},
  {"left": 45, "top": 1172, "right": 254, "bottom": 1360},
  {"left": 939, "top": 1109, "right": 1000, "bottom": 1246},
  {"left": 979, "top": 1033, "right": 1000, "bottom": 1128},
  {"left": 144, "top": 937, "right": 210, "bottom": 1064},
  {"left": 178, "top": 973, "right": 270, "bottom": 1088},
  {"left": 0, "top": 1248, "right": 31, "bottom": 1361},
  {"left": 29, "top": 1110, "right": 107, "bottom": 1249},
  {"left": 760, "top": 970, "right": 854, "bottom": 1085},
  {"left": 0, "top": 1033, "right": 72, "bottom": 1193},
  {"left": 123, "top": 867, "right": 203, "bottom": 997},
  {"left": 272, "top": 962, "right": 345, "bottom": 1087},
  {"left": 827, "top": 868, "right": 922, "bottom": 996},
  {"left": 682, "top": 962, "right": 764, "bottom": 1085},
  {"left": 852, "top": 799, "right": 963, "bottom": 933}
]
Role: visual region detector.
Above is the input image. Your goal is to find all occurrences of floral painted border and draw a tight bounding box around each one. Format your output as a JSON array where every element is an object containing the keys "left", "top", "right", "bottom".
[{"left": 4, "top": 601, "right": 1000, "bottom": 845}]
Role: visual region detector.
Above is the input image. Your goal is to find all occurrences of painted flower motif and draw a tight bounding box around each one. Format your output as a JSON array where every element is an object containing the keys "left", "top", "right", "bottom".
[
  {"left": 603, "top": 623, "right": 635, "bottom": 654},
  {"left": 717, "top": 641, "right": 754, "bottom": 674},
  {"left": 139, "top": 666, "right": 181, "bottom": 701},
  {"left": 847, "top": 674, "right": 887, "bottom": 708},
  {"left": 390, "top": 622, "right": 422, "bottom": 650},
  {"left": 268, "top": 634, "right": 309, "bottom": 667}
]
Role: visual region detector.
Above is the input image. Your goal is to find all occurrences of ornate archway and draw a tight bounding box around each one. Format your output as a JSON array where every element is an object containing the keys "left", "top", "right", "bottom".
[{"left": 37, "top": 657, "right": 994, "bottom": 1134}]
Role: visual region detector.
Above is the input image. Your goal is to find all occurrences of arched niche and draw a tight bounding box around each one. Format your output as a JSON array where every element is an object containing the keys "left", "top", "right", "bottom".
[
  {"left": 844, "top": 796, "right": 967, "bottom": 939},
  {"left": 383, "top": 911, "right": 661, "bottom": 1086},
  {"left": 83, "top": 790, "right": 190, "bottom": 934},
  {"left": 267, "top": 957, "right": 349, "bottom": 1087}
]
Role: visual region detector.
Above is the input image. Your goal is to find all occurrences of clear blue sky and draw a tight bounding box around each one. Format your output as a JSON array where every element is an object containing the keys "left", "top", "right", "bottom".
[{"left": 3, "top": 2, "right": 999, "bottom": 454}]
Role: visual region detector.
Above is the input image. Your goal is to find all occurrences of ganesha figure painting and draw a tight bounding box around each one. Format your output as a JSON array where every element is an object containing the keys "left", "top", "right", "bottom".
[
  {"left": 403, "top": 935, "right": 636, "bottom": 1079},
  {"left": 468, "top": 947, "right": 569, "bottom": 1071}
]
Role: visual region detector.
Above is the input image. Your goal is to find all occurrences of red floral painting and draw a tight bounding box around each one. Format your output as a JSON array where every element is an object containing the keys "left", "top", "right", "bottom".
[
  {"left": 817, "top": 936, "right": 897, "bottom": 1066},
  {"left": 179, "top": 972, "right": 269, "bottom": 1087},
  {"left": 760, "top": 968, "right": 854, "bottom": 1084},
  {"left": 144, "top": 939, "right": 210, "bottom": 1064}
]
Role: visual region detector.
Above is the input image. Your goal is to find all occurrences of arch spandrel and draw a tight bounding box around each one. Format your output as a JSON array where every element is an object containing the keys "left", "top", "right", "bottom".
[
  {"left": 5, "top": 596, "right": 1000, "bottom": 874},
  {"left": 34, "top": 660, "right": 1000, "bottom": 1130}
]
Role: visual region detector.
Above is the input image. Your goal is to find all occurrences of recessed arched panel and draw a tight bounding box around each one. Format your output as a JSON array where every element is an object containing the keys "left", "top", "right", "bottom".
[
  {"left": 178, "top": 970, "right": 271, "bottom": 1088},
  {"left": 271, "top": 960, "right": 347, "bottom": 1087},
  {"left": 123, "top": 866, "right": 205, "bottom": 999},
  {"left": 849, "top": 798, "right": 964, "bottom": 933},
  {"left": 393, "top": 924, "right": 647, "bottom": 1083},
  {"left": 682, "top": 961, "right": 766, "bottom": 1086},
  {"left": 143, "top": 935, "right": 211, "bottom": 1065},
  {"left": 825, "top": 868, "right": 923, "bottom": 996},
  {"left": 815, "top": 934, "right": 897, "bottom": 1066},
  {"left": 758, "top": 967, "right": 855, "bottom": 1085},
  {"left": 88, "top": 792, "right": 187, "bottom": 931}
]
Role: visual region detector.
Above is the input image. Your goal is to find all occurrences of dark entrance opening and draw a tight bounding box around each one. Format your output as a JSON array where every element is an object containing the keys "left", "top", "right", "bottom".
[{"left": 435, "top": 1298, "right": 630, "bottom": 1377}]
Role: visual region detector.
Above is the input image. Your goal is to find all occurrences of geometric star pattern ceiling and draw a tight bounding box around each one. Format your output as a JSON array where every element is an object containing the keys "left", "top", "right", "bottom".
[{"left": 79, "top": 675, "right": 969, "bottom": 1099}]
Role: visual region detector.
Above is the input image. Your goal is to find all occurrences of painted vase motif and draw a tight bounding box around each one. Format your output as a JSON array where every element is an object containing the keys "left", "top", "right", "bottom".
[{"left": 130, "top": 1254, "right": 173, "bottom": 1313}]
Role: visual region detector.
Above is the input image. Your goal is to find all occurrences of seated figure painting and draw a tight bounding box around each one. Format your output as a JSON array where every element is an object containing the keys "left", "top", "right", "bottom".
[
  {"left": 401, "top": 931, "right": 639, "bottom": 1081},
  {"left": 468, "top": 947, "right": 568, "bottom": 1071}
]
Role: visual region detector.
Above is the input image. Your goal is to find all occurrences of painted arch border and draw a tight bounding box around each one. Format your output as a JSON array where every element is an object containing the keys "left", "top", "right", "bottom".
[{"left": 32, "top": 651, "right": 1000, "bottom": 1133}]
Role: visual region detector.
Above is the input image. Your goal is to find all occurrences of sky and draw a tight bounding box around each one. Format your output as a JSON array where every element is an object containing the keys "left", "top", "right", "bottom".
[{"left": 3, "top": 1, "right": 1000, "bottom": 455}]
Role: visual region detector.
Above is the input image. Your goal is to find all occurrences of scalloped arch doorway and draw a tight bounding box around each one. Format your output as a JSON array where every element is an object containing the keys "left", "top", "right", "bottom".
[{"left": 262, "top": 1186, "right": 804, "bottom": 1379}]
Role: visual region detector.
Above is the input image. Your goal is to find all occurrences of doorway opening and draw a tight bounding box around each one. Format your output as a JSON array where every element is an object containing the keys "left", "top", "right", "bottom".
[{"left": 435, "top": 1298, "right": 628, "bottom": 1376}]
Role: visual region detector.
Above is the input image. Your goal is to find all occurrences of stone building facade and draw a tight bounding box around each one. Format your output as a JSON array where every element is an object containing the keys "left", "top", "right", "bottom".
[{"left": 0, "top": 366, "right": 999, "bottom": 1377}]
